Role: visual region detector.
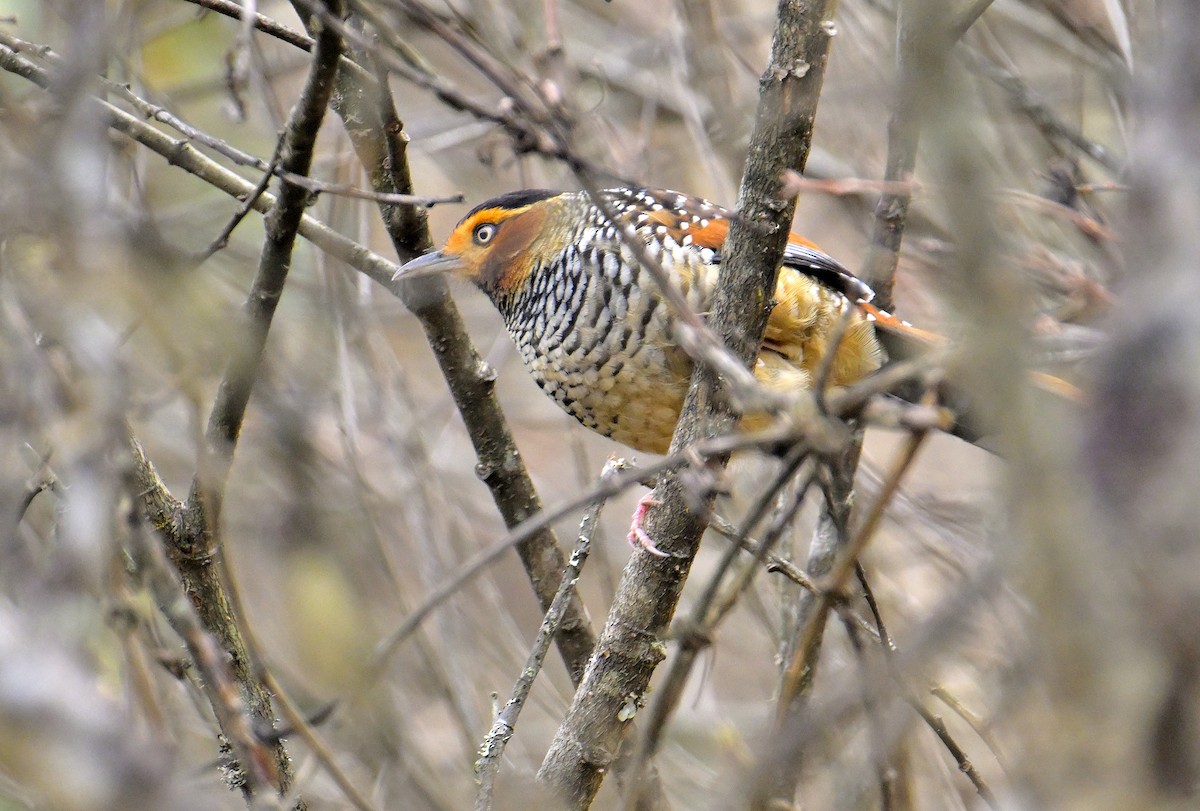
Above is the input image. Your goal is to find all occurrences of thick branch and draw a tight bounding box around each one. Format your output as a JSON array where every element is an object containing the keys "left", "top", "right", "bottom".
[
  {"left": 537, "top": 2, "right": 842, "bottom": 806},
  {"left": 126, "top": 505, "right": 283, "bottom": 803}
]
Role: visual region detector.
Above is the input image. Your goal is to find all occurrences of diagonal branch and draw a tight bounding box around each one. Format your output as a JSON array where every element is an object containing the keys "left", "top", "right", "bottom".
[
  {"left": 124, "top": 498, "right": 284, "bottom": 806},
  {"left": 107, "top": 6, "right": 340, "bottom": 799},
  {"left": 303, "top": 11, "right": 601, "bottom": 685},
  {"left": 861, "top": 0, "right": 997, "bottom": 311},
  {"left": 0, "top": 38, "right": 406, "bottom": 289},
  {"left": 475, "top": 459, "right": 625, "bottom": 811},
  {"left": 190, "top": 3, "right": 343, "bottom": 518}
]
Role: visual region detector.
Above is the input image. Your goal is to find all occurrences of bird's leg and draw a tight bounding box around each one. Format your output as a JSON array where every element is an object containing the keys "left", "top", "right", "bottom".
[{"left": 627, "top": 492, "right": 669, "bottom": 556}]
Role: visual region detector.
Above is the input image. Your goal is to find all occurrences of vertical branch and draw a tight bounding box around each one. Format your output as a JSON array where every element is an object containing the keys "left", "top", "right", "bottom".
[
  {"left": 775, "top": 434, "right": 861, "bottom": 700},
  {"left": 189, "top": 3, "right": 343, "bottom": 524},
  {"left": 860, "top": 0, "right": 993, "bottom": 312},
  {"left": 859, "top": 0, "right": 924, "bottom": 314},
  {"left": 1080, "top": 0, "right": 1200, "bottom": 804},
  {"left": 537, "top": 1, "right": 842, "bottom": 806}
]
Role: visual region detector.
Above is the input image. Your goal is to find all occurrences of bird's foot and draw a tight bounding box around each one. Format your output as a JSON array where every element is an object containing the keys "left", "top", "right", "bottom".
[{"left": 627, "top": 493, "right": 669, "bottom": 557}]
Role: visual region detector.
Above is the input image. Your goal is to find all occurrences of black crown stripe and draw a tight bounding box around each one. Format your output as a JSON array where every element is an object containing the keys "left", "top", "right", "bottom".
[{"left": 461, "top": 189, "right": 560, "bottom": 223}]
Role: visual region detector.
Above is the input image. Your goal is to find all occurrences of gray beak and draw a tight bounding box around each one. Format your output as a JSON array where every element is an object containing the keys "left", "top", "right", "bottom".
[{"left": 392, "top": 250, "right": 462, "bottom": 280}]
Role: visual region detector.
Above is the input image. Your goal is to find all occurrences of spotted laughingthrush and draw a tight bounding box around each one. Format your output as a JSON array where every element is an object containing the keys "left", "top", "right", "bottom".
[{"left": 395, "top": 187, "right": 909, "bottom": 553}]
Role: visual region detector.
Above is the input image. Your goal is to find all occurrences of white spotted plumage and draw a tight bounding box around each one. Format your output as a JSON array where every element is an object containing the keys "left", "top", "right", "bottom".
[{"left": 417, "top": 186, "right": 885, "bottom": 454}]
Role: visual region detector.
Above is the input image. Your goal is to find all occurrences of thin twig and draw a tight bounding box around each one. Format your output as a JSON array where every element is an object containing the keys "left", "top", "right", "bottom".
[
  {"left": 292, "top": 0, "right": 619, "bottom": 177},
  {"left": 780, "top": 171, "right": 920, "bottom": 199},
  {"left": 907, "top": 699, "right": 1000, "bottom": 808},
  {"left": 998, "top": 187, "right": 1115, "bottom": 241},
  {"left": 708, "top": 512, "right": 818, "bottom": 595},
  {"left": 259, "top": 668, "right": 385, "bottom": 811},
  {"left": 0, "top": 34, "right": 456, "bottom": 210},
  {"left": 15, "top": 465, "right": 59, "bottom": 525},
  {"left": 199, "top": 137, "right": 284, "bottom": 262},
  {"left": 0, "top": 43, "right": 406, "bottom": 286},
  {"left": 959, "top": 46, "right": 1120, "bottom": 173},
  {"left": 362, "top": 457, "right": 666, "bottom": 683},
  {"left": 187, "top": 0, "right": 315, "bottom": 50},
  {"left": 856, "top": 565, "right": 1001, "bottom": 808},
  {"left": 931, "top": 684, "right": 1009, "bottom": 771},
  {"left": 109, "top": 75, "right": 461, "bottom": 207},
  {"left": 475, "top": 459, "right": 626, "bottom": 811},
  {"left": 777, "top": 429, "right": 929, "bottom": 714}
]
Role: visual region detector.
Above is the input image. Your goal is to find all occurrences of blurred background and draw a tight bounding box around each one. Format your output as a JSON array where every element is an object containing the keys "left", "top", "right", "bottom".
[{"left": 0, "top": 0, "right": 1169, "bottom": 809}]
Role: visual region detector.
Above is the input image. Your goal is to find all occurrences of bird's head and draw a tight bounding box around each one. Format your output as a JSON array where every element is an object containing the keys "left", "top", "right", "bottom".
[{"left": 393, "top": 189, "right": 564, "bottom": 295}]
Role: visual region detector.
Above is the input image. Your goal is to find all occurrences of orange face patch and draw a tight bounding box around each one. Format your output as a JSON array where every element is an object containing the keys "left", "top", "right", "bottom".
[{"left": 439, "top": 204, "right": 549, "bottom": 292}]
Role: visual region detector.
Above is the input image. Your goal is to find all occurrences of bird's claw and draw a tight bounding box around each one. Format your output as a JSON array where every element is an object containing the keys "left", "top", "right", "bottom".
[{"left": 628, "top": 493, "right": 669, "bottom": 557}]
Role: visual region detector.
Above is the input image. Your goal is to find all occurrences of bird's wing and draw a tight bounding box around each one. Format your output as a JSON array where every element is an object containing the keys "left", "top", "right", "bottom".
[
  {"left": 781, "top": 237, "right": 946, "bottom": 348},
  {"left": 781, "top": 240, "right": 876, "bottom": 304},
  {"left": 612, "top": 188, "right": 938, "bottom": 355}
]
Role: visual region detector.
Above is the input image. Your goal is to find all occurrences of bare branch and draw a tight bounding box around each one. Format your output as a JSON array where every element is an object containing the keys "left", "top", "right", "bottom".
[
  {"left": 107, "top": 7, "right": 346, "bottom": 798},
  {"left": 0, "top": 40, "right": 405, "bottom": 285},
  {"left": 623, "top": 451, "right": 819, "bottom": 806},
  {"left": 311, "top": 19, "right": 601, "bottom": 686},
  {"left": 188, "top": 0, "right": 316, "bottom": 50},
  {"left": 475, "top": 459, "right": 626, "bottom": 811},
  {"left": 538, "top": 1, "right": 845, "bottom": 805},
  {"left": 777, "top": 431, "right": 929, "bottom": 713},
  {"left": 125, "top": 502, "right": 283, "bottom": 804}
]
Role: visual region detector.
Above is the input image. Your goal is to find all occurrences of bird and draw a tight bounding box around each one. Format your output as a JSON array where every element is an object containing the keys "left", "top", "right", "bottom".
[{"left": 394, "top": 187, "right": 908, "bottom": 552}]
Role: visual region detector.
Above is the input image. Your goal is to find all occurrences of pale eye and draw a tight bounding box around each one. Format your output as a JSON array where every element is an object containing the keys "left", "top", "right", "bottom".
[{"left": 473, "top": 223, "right": 497, "bottom": 245}]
